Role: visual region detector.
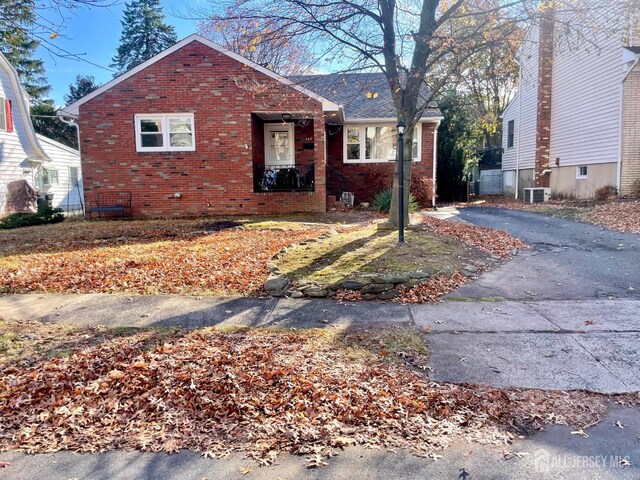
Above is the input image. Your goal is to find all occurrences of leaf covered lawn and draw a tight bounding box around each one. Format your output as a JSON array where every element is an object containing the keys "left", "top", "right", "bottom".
[
  {"left": 0, "top": 219, "right": 327, "bottom": 296},
  {"left": 0, "top": 321, "right": 618, "bottom": 464}
]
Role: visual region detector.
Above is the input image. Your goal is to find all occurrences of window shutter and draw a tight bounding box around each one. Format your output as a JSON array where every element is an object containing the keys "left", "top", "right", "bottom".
[{"left": 5, "top": 99, "right": 13, "bottom": 133}]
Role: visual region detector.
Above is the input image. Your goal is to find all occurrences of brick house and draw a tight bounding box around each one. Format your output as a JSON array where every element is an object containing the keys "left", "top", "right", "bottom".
[
  {"left": 501, "top": 7, "right": 640, "bottom": 199},
  {"left": 60, "top": 34, "right": 442, "bottom": 218}
]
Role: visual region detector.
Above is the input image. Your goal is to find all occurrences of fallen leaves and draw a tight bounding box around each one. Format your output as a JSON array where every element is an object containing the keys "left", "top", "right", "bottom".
[
  {"left": 0, "top": 221, "right": 325, "bottom": 296},
  {"left": 396, "top": 272, "right": 468, "bottom": 304},
  {"left": 420, "top": 216, "right": 528, "bottom": 258},
  {"left": 584, "top": 201, "right": 640, "bottom": 234},
  {"left": 0, "top": 325, "right": 611, "bottom": 465}
]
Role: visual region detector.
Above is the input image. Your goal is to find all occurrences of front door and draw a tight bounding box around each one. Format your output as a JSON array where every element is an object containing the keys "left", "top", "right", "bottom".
[{"left": 265, "top": 124, "right": 295, "bottom": 167}]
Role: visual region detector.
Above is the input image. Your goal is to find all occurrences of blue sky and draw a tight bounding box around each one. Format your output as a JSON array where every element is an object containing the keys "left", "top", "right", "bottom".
[{"left": 37, "top": 1, "right": 199, "bottom": 105}]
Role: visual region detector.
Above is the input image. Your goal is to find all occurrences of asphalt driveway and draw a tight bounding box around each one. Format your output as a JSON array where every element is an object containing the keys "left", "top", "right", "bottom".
[{"left": 451, "top": 207, "right": 640, "bottom": 301}]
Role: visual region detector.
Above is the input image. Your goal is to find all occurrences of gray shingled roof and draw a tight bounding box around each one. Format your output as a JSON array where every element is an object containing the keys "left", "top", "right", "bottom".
[{"left": 289, "top": 72, "right": 442, "bottom": 121}]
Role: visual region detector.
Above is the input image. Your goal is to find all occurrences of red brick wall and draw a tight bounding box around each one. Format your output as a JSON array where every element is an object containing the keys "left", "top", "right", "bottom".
[
  {"left": 534, "top": 11, "right": 554, "bottom": 188},
  {"left": 326, "top": 122, "right": 436, "bottom": 203},
  {"left": 79, "top": 40, "right": 326, "bottom": 218}
]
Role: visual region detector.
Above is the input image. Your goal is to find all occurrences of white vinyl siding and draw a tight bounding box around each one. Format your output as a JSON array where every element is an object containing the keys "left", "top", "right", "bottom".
[
  {"left": 502, "top": 24, "right": 539, "bottom": 171},
  {"left": 35, "top": 135, "right": 83, "bottom": 213},
  {"left": 549, "top": 18, "right": 624, "bottom": 168}
]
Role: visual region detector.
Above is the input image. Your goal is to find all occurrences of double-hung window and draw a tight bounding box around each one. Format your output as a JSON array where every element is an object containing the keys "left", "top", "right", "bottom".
[
  {"left": 344, "top": 124, "right": 421, "bottom": 163},
  {"left": 135, "top": 114, "right": 195, "bottom": 152}
]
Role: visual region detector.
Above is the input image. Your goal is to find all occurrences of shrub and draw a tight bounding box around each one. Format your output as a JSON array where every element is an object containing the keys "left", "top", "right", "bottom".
[
  {"left": 630, "top": 179, "right": 640, "bottom": 198},
  {"left": 372, "top": 189, "right": 419, "bottom": 213},
  {"left": 364, "top": 165, "right": 393, "bottom": 194},
  {"left": 0, "top": 204, "right": 65, "bottom": 230},
  {"left": 594, "top": 185, "right": 617, "bottom": 201},
  {"left": 411, "top": 176, "right": 435, "bottom": 207}
]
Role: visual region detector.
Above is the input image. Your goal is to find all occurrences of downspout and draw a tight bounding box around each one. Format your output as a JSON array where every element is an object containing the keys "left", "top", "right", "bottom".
[
  {"left": 58, "top": 114, "right": 85, "bottom": 216},
  {"left": 618, "top": 54, "right": 639, "bottom": 193},
  {"left": 514, "top": 59, "right": 523, "bottom": 200},
  {"left": 432, "top": 120, "right": 441, "bottom": 208}
]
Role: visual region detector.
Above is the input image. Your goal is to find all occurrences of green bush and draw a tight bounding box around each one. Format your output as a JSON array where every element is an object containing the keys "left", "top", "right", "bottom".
[
  {"left": 0, "top": 204, "right": 65, "bottom": 230},
  {"left": 372, "top": 189, "right": 419, "bottom": 213}
]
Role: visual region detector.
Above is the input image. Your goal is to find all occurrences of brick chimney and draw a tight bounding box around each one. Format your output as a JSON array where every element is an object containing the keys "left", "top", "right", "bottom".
[{"left": 534, "top": 10, "right": 555, "bottom": 187}]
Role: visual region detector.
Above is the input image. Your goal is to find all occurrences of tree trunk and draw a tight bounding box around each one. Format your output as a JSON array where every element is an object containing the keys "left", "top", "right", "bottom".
[{"left": 387, "top": 125, "right": 414, "bottom": 228}]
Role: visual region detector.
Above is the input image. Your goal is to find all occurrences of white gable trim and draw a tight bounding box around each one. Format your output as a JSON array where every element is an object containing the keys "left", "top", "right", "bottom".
[
  {"left": 0, "top": 52, "right": 50, "bottom": 162},
  {"left": 60, "top": 34, "right": 342, "bottom": 116},
  {"left": 36, "top": 133, "right": 80, "bottom": 155}
]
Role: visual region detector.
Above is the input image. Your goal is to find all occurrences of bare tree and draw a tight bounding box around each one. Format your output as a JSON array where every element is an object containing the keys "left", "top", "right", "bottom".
[
  {"left": 199, "top": 0, "right": 630, "bottom": 228},
  {"left": 198, "top": 14, "right": 314, "bottom": 75}
]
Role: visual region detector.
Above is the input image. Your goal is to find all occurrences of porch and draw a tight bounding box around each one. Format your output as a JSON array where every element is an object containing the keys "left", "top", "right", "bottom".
[{"left": 251, "top": 113, "right": 318, "bottom": 193}]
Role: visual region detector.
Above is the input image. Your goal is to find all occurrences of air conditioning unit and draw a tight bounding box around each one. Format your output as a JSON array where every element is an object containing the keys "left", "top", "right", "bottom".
[{"left": 524, "top": 187, "right": 551, "bottom": 204}]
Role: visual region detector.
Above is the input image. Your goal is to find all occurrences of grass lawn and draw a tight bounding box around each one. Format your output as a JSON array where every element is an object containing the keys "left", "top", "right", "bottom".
[
  {"left": 0, "top": 214, "right": 370, "bottom": 296},
  {"left": 277, "top": 223, "right": 470, "bottom": 286},
  {"left": 0, "top": 318, "right": 613, "bottom": 463}
]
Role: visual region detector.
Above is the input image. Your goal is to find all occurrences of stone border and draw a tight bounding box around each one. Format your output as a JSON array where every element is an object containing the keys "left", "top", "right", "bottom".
[{"left": 263, "top": 231, "right": 515, "bottom": 301}]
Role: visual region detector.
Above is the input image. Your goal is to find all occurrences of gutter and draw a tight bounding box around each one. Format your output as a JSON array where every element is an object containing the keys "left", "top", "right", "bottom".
[{"left": 58, "top": 113, "right": 85, "bottom": 216}]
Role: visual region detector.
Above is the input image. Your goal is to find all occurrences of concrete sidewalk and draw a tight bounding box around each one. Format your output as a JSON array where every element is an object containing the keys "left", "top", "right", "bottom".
[{"left": 1, "top": 293, "right": 639, "bottom": 394}]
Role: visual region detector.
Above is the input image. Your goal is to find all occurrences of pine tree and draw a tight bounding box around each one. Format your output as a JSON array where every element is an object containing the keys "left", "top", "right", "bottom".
[
  {"left": 110, "top": 0, "right": 177, "bottom": 75},
  {"left": 64, "top": 75, "right": 100, "bottom": 104},
  {"left": 0, "top": 0, "right": 50, "bottom": 100}
]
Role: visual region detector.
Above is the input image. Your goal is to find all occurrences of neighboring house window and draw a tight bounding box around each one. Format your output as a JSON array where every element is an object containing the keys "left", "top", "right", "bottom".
[
  {"left": 36, "top": 167, "right": 59, "bottom": 188},
  {"left": 69, "top": 166, "right": 79, "bottom": 187},
  {"left": 0, "top": 97, "right": 10, "bottom": 132},
  {"left": 0, "top": 97, "right": 5, "bottom": 131},
  {"left": 344, "top": 123, "right": 421, "bottom": 163},
  {"left": 576, "top": 166, "right": 588, "bottom": 179},
  {"left": 507, "top": 120, "right": 515, "bottom": 148},
  {"left": 134, "top": 114, "right": 195, "bottom": 152}
]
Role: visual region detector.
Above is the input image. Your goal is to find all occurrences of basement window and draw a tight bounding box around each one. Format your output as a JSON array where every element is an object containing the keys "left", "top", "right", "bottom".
[
  {"left": 576, "top": 166, "right": 588, "bottom": 179},
  {"left": 135, "top": 114, "right": 195, "bottom": 152}
]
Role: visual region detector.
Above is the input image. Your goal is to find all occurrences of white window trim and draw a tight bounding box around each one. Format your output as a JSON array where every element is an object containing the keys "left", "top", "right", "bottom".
[
  {"left": 343, "top": 123, "right": 422, "bottom": 164},
  {"left": 264, "top": 123, "right": 295, "bottom": 166},
  {"left": 576, "top": 166, "right": 588, "bottom": 179},
  {"left": 134, "top": 113, "right": 196, "bottom": 153},
  {"left": 0, "top": 96, "right": 6, "bottom": 132}
]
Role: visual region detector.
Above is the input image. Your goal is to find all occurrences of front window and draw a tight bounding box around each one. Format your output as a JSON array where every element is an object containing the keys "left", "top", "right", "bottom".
[
  {"left": 344, "top": 124, "right": 421, "bottom": 163},
  {"left": 135, "top": 114, "right": 195, "bottom": 152}
]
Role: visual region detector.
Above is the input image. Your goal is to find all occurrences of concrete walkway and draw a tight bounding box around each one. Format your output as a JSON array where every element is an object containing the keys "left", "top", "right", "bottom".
[{"left": 1, "top": 293, "right": 639, "bottom": 393}]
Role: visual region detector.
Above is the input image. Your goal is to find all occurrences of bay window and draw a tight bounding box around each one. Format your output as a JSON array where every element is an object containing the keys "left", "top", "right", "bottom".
[
  {"left": 134, "top": 113, "right": 195, "bottom": 152},
  {"left": 344, "top": 123, "right": 421, "bottom": 163}
]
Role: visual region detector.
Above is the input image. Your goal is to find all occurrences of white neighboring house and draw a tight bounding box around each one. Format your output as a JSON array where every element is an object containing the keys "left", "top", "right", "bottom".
[
  {"left": 501, "top": 6, "right": 640, "bottom": 199},
  {"left": 0, "top": 52, "right": 83, "bottom": 215}
]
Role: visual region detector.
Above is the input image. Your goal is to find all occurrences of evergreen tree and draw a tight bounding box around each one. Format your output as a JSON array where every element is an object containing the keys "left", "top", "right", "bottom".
[
  {"left": 0, "top": 0, "right": 50, "bottom": 100},
  {"left": 64, "top": 75, "right": 100, "bottom": 104},
  {"left": 110, "top": 0, "right": 177, "bottom": 75},
  {"left": 31, "top": 101, "right": 78, "bottom": 149}
]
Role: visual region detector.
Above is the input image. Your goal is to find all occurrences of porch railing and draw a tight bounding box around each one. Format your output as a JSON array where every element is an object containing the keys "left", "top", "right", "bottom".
[{"left": 254, "top": 163, "right": 315, "bottom": 192}]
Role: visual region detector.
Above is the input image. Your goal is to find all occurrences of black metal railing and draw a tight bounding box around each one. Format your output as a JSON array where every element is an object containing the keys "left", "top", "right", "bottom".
[
  {"left": 326, "top": 164, "right": 353, "bottom": 199},
  {"left": 254, "top": 163, "right": 315, "bottom": 192}
]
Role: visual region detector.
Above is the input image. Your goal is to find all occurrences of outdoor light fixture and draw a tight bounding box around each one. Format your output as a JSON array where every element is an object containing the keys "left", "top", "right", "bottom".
[
  {"left": 281, "top": 113, "right": 294, "bottom": 122},
  {"left": 397, "top": 120, "right": 406, "bottom": 244}
]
